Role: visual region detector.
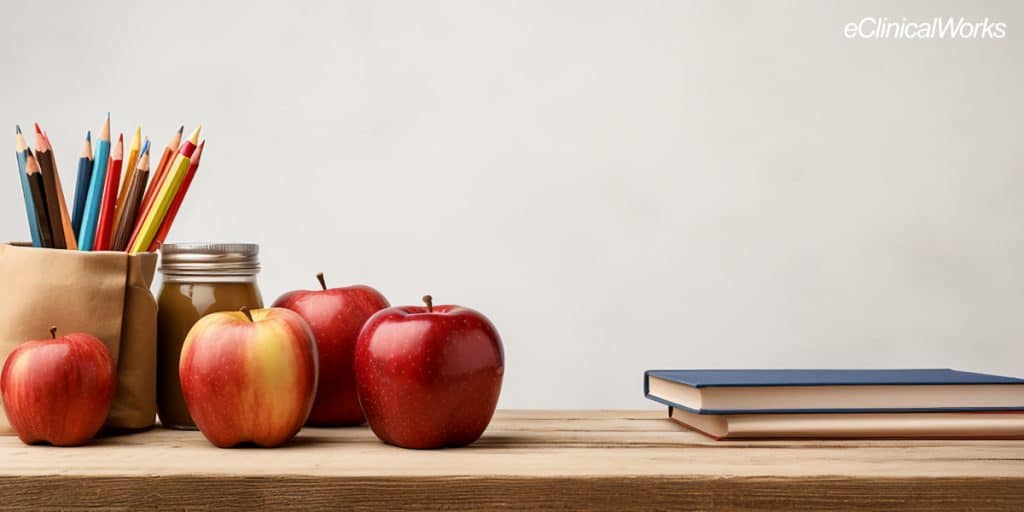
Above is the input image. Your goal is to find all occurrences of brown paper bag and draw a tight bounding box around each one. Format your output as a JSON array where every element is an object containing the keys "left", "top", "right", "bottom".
[{"left": 0, "top": 243, "right": 157, "bottom": 433}]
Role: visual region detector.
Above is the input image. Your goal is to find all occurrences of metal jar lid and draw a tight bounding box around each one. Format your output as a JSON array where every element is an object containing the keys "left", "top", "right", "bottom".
[{"left": 160, "top": 243, "right": 261, "bottom": 278}]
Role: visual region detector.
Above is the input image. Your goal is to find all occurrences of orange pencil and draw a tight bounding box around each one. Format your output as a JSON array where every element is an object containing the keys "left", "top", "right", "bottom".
[
  {"left": 133, "top": 125, "right": 182, "bottom": 238},
  {"left": 148, "top": 140, "right": 204, "bottom": 252},
  {"left": 93, "top": 133, "right": 124, "bottom": 251}
]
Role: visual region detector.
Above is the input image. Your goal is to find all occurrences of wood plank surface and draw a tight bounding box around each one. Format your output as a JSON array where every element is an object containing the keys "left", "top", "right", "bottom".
[{"left": 1, "top": 410, "right": 1023, "bottom": 511}]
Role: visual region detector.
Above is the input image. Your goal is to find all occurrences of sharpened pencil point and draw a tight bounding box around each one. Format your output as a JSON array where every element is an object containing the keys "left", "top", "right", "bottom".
[
  {"left": 99, "top": 114, "right": 111, "bottom": 141},
  {"left": 141, "top": 139, "right": 151, "bottom": 156},
  {"left": 177, "top": 125, "right": 184, "bottom": 135},
  {"left": 118, "top": 133, "right": 124, "bottom": 142},
  {"left": 25, "top": 152, "right": 39, "bottom": 173},
  {"left": 192, "top": 140, "right": 206, "bottom": 162},
  {"left": 34, "top": 123, "right": 42, "bottom": 135},
  {"left": 86, "top": 131, "right": 91, "bottom": 142},
  {"left": 15, "top": 125, "right": 22, "bottom": 134},
  {"left": 187, "top": 126, "right": 201, "bottom": 144},
  {"left": 128, "top": 126, "right": 141, "bottom": 150}
]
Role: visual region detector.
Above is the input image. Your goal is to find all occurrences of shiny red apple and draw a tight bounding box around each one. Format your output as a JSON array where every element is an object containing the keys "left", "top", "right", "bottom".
[
  {"left": 272, "top": 273, "right": 389, "bottom": 426},
  {"left": 1, "top": 327, "right": 115, "bottom": 446},
  {"left": 355, "top": 295, "right": 504, "bottom": 449},
  {"left": 179, "top": 307, "right": 318, "bottom": 448}
]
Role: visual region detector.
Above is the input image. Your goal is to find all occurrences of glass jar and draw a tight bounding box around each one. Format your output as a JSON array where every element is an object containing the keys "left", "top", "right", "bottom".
[{"left": 156, "top": 243, "right": 264, "bottom": 429}]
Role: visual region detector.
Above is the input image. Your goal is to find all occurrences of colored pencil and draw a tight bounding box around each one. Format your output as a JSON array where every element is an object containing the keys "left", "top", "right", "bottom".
[
  {"left": 70, "top": 131, "right": 92, "bottom": 238},
  {"left": 93, "top": 133, "right": 124, "bottom": 251},
  {"left": 148, "top": 139, "right": 204, "bottom": 252},
  {"left": 78, "top": 113, "right": 111, "bottom": 250},
  {"left": 15, "top": 126, "right": 42, "bottom": 246},
  {"left": 133, "top": 125, "right": 182, "bottom": 239},
  {"left": 112, "top": 138, "right": 148, "bottom": 241},
  {"left": 24, "top": 153, "right": 54, "bottom": 248},
  {"left": 112, "top": 147, "right": 150, "bottom": 251},
  {"left": 38, "top": 129, "right": 77, "bottom": 249},
  {"left": 34, "top": 124, "right": 67, "bottom": 249},
  {"left": 128, "top": 126, "right": 199, "bottom": 254},
  {"left": 113, "top": 126, "right": 142, "bottom": 234}
]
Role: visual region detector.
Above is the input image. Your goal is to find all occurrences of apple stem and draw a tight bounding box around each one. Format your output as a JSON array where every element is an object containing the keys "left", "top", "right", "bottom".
[
  {"left": 316, "top": 272, "right": 327, "bottom": 291},
  {"left": 240, "top": 306, "right": 254, "bottom": 322},
  {"left": 422, "top": 295, "right": 433, "bottom": 313},
  {"left": 49, "top": 326, "right": 57, "bottom": 339}
]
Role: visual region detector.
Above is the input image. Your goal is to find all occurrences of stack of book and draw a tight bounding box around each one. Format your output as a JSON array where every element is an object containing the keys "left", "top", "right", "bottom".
[{"left": 643, "top": 369, "right": 1024, "bottom": 439}]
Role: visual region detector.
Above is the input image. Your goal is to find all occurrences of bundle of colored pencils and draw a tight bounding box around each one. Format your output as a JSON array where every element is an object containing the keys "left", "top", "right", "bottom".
[{"left": 13, "top": 114, "right": 205, "bottom": 254}]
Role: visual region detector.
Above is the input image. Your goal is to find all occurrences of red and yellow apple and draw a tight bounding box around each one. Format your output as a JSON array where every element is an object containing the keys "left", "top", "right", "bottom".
[
  {"left": 272, "top": 273, "right": 389, "bottom": 426},
  {"left": 179, "top": 307, "right": 318, "bottom": 448},
  {"left": 355, "top": 295, "right": 504, "bottom": 449},
  {"left": 1, "top": 327, "right": 115, "bottom": 446}
]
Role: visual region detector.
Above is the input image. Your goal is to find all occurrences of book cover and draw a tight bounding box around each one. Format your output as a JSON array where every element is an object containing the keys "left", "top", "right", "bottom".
[{"left": 644, "top": 369, "right": 1024, "bottom": 414}]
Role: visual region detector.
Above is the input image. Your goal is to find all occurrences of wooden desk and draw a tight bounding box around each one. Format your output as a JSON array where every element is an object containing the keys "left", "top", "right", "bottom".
[{"left": 1, "top": 410, "right": 1022, "bottom": 510}]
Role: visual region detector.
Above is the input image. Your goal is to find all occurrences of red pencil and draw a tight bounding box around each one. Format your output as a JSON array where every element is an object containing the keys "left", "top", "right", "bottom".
[
  {"left": 147, "top": 140, "right": 204, "bottom": 252},
  {"left": 93, "top": 133, "right": 124, "bottom": 251}
]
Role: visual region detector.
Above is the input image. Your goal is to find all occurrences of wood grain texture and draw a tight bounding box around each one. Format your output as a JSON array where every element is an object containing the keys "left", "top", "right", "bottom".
[{"left": 1, "top": 410, "right": 1023, "bottom": 511}]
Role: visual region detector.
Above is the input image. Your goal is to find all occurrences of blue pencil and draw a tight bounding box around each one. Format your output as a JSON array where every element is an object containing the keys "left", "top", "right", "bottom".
[
  {"left": 78, "top": 114, "right": 111, "bottom": 251},
  {"left": 71, "top": 131, "right": 93, "bottom": 237},
  {"left": 15, "top": 125, "right": 42, "bottom": 246}
]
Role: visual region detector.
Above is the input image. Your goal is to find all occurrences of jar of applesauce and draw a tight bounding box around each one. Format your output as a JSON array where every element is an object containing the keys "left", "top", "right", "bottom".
[{"left": 156, "top": 243, "right": 263, "bottom": 429}]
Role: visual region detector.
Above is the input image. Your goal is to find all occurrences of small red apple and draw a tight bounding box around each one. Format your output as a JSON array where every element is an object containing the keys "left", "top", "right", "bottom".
[
  {"left": 179, "top": 307, "right": 318, "bottom": 448},
  {"left": 272, "top": 272, "right": 389, "bottom": 426},
  {"left": 355, "top": 295, "right": 504, "bottom": 449},
  {"left": 1, "top": 327, "right": 115, "bottom": 446}
]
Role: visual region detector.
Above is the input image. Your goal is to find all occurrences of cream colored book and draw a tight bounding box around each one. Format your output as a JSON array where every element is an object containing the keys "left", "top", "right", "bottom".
[{"left": 669, "top": 406, "right": 1024, "bottom": 440}]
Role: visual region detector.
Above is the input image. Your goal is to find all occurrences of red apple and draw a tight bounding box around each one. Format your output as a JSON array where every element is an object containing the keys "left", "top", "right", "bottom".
[
  {"left": 1, "top": 327, "right": 115, "bottom": 446},
  {"left": 355, "top": 295, "right": 504, "bottom": 449},
  {"left": 179, "top": 307, "right": 318, "bottom": 448},
  {"left": 272, "top": 273, "right": 389, "bottom": 426}
]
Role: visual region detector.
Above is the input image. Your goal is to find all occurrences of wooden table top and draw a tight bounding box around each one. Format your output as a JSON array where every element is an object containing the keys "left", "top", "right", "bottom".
[{"left": 1, "top": 410, "right": 1023, "bottom": 510}]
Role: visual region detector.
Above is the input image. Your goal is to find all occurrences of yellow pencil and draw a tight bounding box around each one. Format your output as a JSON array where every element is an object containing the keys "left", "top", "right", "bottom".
[
  {"left": 127, "top": 126, "right": 200, "bottom": 253},
  {"left": 113, "top": 126, "right": 142, "bottom": 233}
]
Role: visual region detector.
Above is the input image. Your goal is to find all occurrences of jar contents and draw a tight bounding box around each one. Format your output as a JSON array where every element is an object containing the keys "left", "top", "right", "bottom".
[{"left": 156, "top": 243, "right": 262, "bottom": 429}]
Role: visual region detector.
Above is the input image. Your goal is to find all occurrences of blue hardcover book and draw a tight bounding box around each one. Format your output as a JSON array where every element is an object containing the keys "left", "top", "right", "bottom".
[{"left": 644, "top": 369, "right": 1024, "bottom": 414}]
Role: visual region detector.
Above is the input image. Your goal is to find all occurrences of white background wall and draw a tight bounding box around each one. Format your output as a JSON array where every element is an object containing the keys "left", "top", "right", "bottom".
[{"left": 2, "top": 1, "right": 1022, "bottom": 409}]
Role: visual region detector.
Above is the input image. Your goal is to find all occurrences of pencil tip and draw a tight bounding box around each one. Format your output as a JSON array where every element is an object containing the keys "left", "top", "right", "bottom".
[
  {"left": 34, "top": 122, "right": 42, "bottom": 135},
  {"left": 118, "top": 133, "right": 124, "bottom": 142},
  {"left": 141, "top": 139, "right": 151, "bottom": 155},
  {"left": 86, "top": 131, "right": 91, "bottom": 142},
  {"left": 177, "top": 125, "right": 184, "bottom": 135},
  {"left": 188, "top": 126, "right": 201, "bottom": 144},
  {"left": 15, "top": 125, "right": 21, "bottom": 134}
]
